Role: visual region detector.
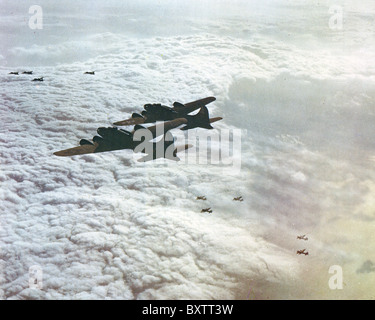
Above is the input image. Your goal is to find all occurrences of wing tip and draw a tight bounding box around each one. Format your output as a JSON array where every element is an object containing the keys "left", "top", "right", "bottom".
[
  {"left": 113, "top": 120, "right": 128, "bottom": 126},
  {"left": 53, "top": 151, "right": 65, "bottom": 157}
]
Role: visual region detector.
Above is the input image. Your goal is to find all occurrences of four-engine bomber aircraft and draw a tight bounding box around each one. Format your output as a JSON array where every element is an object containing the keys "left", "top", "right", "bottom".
[
  {"left": 113, "top": 96, "right": 222, "bottom": 130},
  {"left": 297, "top": 235, "right": 308, "bottom": 241},
  {"left": 54, "top": 118, "right": 190, "bottom": 161},
  {"left": 296, "top": 249, "right": 309, "bottom": 256}
]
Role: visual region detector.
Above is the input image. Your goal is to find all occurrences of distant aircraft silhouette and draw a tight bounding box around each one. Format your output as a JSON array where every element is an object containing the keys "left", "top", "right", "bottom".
[
  {"left": 201, "top": 208, "right": 212, "bottom": 214},
  {"left": 233, "top": 196, "right": 243, "bottom": 202},
  {"left": 84, "top": 71, "right": 95, "bottom": 75},
  {"left": 297, "top": 249, "right": 309, "bottom": 256},
  {"left": 22, "top": 71, "right": 33, "bottom": 75},
  {"left": 196, "top": 196, "right": 207, "bottom": 200},
  {"left": 32, "top": 77, "right": 44, "bottom": 82},
  {"left": 8, "top": 72, "right": 19, "bottom": 75},
  {"left": 297, "top": 235, "right": 308, "bottom": 241}
]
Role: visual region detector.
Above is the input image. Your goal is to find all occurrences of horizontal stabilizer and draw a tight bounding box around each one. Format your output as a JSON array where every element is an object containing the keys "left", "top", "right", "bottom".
[
  {"left": 180, "top": 120, "right": 222, "bottom": 130},
  {"left": 209, "top": 117, "right": 223, "bottom": 124}
]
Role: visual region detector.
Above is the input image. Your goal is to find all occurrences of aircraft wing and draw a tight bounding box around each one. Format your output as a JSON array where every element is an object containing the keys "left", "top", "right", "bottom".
[
  {"left": 53, "top": 140, "right": 136, "bottom": 157},
  {"left": 53, "top": 143, "right": 99, "bottom": 157},
  {"left": 172, "top": 96, "right": 216, "bottom": 115},
  {"left": 113, "top": 117, "right": 146, "bottom": 126},
  {"left": 180, "top": 116, "right": 223, "bottom": 131},
  {"left": 134, "top": 118, "right": 187, "bottom": 139}
]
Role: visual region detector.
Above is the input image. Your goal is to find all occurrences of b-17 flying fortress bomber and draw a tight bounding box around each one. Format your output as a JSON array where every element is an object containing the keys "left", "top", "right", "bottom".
[
  {"left": 32, "top": 77, "right": 44, "bottom": 82},
  {"left": 297, "top": 235, "right": 308, "bottom": 241},
  {"left": 296, "top": 249, "right": 309, "bottom": 256},
  {"left": 196, "top": 196, "right": 207, "bottom": 201},
  {"left": 54, "top": 97, "right": 222, "bottom": 162},
  {"left": 112, "top": 96, "right": 220, "bottom": 128},
  {"left": 201, "top": 208, "right": 213, "bottom": 214}
]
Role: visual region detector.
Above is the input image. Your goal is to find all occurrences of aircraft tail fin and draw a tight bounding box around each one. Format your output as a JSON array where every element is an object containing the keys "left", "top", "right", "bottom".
[{"left": 180, "top": 106, "right": 219, "bottom": 130}]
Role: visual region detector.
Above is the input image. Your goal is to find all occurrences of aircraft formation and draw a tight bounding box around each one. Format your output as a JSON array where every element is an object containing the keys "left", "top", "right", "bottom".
[
  {"left": 296, "top": 235, "right": 309, "bottom": 256},
  {"left": 9, "top": 70, "right": 33, "bottom": 75},
  {"left": 8, "top": 66, "right": 313, "bottom": 258},
  {"left": 7, "top": 69, "right": 96, "bottom": 82},
  {"left": 7, "top": 69, "right": 222, "bottom": 162},
  {"left": 196, "top": 195, "right": 244, "bottom": 214},
  {"left": 53, "top": 97, "right": 222, "bottom": 162},
  {"left": 8, "top": 70, "right": 43, "bottom": 81}
]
